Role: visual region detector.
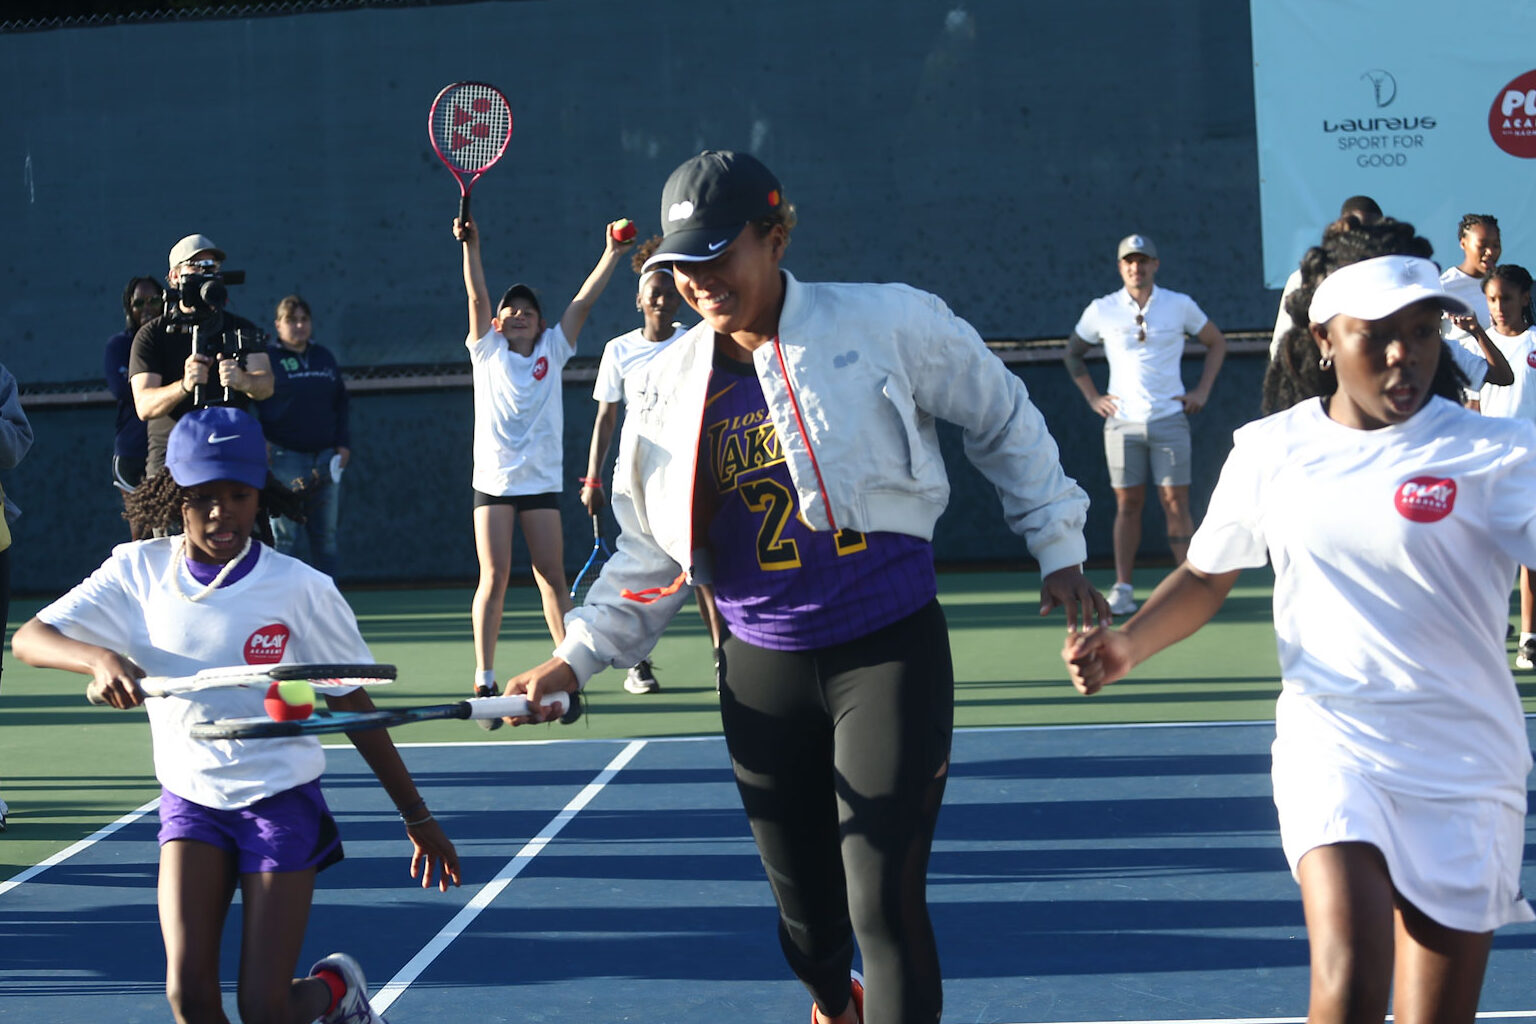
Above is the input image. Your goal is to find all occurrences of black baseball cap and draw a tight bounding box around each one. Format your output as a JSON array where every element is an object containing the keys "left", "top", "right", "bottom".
[
  {"left": 642, "top": 151, "right": 783, "bottom": 272},
  {"left": 496, "top": 283, "right": 542, "bottom": 317}
]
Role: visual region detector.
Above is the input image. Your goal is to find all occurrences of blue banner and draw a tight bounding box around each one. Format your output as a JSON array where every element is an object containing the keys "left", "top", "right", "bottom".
[{"left": 1251, "top": 0, "right": 1536, "bottom": 286}]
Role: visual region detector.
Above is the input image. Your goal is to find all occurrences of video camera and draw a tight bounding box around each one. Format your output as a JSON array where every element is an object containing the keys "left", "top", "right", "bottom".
[{"left": 163, "top": 264, "right": 266, "bottom": 408}]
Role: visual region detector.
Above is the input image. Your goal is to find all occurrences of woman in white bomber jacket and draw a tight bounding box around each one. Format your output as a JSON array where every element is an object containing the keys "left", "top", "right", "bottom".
[{"left": 504, "top": 151, "right": 1108, "bottom": 1024}]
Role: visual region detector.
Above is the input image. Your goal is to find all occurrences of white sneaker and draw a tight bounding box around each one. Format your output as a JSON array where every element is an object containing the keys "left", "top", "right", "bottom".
[
  {"left": 624, "top": 659, "right": 660, "bottom": 694},
  {"left": 1108, "top": 583, "right": 1138, "bottom": 616},
  {"left": 1517, "top": 639, "right": 1536, "bottom": 670},
  {"left": 311, "top": 952, "right": 388, "bottom": 1024}
]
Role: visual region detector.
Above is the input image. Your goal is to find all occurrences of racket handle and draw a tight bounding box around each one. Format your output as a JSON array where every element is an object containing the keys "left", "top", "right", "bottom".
[
  {"left": 474, "top": 680, "right": 503, "bottom": 731},
  {"left": 459, "top": 194, "right": 471, "bottom": 241},
  {"left": 465, "top": 692, "right": 573, "bottom": 723}
]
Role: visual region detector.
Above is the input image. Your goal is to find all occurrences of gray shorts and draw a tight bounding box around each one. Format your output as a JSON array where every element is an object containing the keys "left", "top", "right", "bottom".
[{"left": 1104, "top": 413, "right": 1191, "bottom": 488}]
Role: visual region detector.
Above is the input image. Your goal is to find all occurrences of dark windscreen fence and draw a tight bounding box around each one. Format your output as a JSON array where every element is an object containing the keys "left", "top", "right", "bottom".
[{"left": 0, "top": 0, "right": 1262, "bottom": 389}]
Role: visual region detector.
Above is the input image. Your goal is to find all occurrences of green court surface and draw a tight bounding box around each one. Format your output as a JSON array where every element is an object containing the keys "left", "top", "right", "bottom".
[{"left": 3, "top": 568, "right": 1531, "bottom": 883}]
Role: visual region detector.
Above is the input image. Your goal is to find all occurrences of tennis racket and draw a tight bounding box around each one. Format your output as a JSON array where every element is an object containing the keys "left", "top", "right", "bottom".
[
  {"left": 189, "top": 691, "right": 581, "bottom": 740},
  {"left": 569, "top": 516, "right": 612, "bottom": 604},
  {"left": 88, "top": 663, "right": 395, "bottom": 704},
  {"left": 428, "top": 81, "right": 512, "bottom": 237}
]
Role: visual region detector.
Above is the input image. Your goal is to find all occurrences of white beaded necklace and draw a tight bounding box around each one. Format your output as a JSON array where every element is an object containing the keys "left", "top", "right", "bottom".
[{"left": 169, "top": 534, "right": 253, "bottom": 603}]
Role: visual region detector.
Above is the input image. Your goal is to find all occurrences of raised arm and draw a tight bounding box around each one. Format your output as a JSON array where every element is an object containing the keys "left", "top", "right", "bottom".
[
  {"left": 454, "top": 217, "right": 494, "bottom": 340},
  {"left": 558, "top": 222, "right": 635, "bottom": 347},
  {"left": 1452, "top": 314, "right": 1514, "bottom": 386}
]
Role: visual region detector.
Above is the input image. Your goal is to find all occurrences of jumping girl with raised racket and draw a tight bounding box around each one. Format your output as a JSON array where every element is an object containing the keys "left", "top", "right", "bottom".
[
  {"left": 12, "top": 406, "right": 458, "bottom": 1024},
  {"left": 1065, "top": 218, "right": 1535, "bottom": 1024},
  {"left": 451, "top": 213, "right": 631, "bottom": 704},
  {"left": 504, "top": 151, "right": 1104, "bottom": 1024}
]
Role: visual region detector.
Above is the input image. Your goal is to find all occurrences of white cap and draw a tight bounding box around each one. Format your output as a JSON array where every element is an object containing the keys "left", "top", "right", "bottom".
[
  {"left": 168, "top": 233, "right": 226, "bottom": 268},
  {"left": 1308, "top": 255, "right": 1471, "bottom": 324}
]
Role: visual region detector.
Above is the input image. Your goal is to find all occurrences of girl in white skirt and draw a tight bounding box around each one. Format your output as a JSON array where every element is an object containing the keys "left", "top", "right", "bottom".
[{"left": 1064, "top": 218, "right": 1534, "bottom": 1023}]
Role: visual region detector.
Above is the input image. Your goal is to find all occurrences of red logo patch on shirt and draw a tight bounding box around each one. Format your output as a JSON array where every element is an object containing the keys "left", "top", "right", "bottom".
[
  {"left": 1525, "top": 349, "right": 1536, "bottom": 369},
  {"left": 1394, "top": 477, "right": 1456, "bottom": 523},
  {"left": 532, "top": 356, "right": 549, "bottom": 381},
  {"left": 244, "top": 624, "right": 291, "bottom": 664}
]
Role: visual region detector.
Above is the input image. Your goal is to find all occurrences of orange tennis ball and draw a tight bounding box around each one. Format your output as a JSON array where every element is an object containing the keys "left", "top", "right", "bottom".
[{"left": 264, "top": 680, "right": 315, "bottom": 722}]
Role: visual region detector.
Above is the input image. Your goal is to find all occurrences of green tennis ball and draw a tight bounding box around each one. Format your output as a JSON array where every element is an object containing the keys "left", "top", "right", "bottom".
[{"left": 264, "top": 679, "right": 315, "bottom": 722}]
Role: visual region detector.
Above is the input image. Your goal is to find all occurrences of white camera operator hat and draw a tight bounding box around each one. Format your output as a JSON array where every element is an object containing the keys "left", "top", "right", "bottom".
[
  {"left": 1308, "top": 255, "right": 1471, "bottom": 324},
  {"left": 168, "top": 233, "right": 227, "bottom": 268}
]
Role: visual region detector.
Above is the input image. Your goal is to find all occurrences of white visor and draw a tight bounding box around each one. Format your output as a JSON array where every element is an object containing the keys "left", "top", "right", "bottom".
[{"left": 1308, "top": 255, "right": 1472, "bottom": 324}]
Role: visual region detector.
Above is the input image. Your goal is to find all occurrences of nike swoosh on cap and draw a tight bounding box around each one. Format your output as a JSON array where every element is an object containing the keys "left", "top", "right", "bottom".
[
  {"left": 207, "top": 432, "right": 241, "bottom": 443},
  {"left": 707, "top": 239, "right": 728, "bottom": 252}
]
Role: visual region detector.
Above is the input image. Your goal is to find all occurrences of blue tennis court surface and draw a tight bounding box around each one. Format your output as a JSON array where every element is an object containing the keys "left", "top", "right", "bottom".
[{"left": 3, "top": 721, "right": 1533, "bottom": 1023}]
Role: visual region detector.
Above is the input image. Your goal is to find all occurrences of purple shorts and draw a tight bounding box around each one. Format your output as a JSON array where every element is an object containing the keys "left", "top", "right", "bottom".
[{"left": 157, "top": 779, "right": 344, "bottom": 874}]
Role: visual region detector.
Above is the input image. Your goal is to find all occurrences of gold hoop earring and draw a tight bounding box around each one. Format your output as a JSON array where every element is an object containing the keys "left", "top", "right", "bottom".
[{"left": 1319, "top": 355, "right": 1334, "bottom": 371}]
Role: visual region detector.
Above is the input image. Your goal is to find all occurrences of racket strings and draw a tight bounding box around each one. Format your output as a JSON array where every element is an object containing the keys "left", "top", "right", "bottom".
[{"left": 431, "top": 84, "right": 510, "bottom": 173}]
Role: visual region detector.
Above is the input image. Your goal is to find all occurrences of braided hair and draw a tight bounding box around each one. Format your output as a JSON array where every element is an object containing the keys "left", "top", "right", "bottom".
[
  {"left": 1261, "top": 217, "right": 1464, "bottom": 415},
  {"left": 1485, "top": 263, "right": 1535, "bottom": 333},
  {"left": 125, "top": 468, "right": 308, "bottom": 546}
]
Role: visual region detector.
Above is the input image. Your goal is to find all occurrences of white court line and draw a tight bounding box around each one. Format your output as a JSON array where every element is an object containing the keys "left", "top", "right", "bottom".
[
  {"left": 368, "top": 738, "right": 647, "bottom": 1015},
  {"left": 0, "top": 796, "right": 159, "bottom": 898}
]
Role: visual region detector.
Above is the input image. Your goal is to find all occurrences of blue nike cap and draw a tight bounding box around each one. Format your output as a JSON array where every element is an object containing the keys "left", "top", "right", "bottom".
[{"left": 166, "top": 406, "right": 269, "bottom": 490}]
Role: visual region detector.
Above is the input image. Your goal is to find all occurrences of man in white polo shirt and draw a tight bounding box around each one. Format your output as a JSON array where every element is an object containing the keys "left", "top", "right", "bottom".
[{"left": 1064, "top": 234, "right": 1227, "bottom": 616}]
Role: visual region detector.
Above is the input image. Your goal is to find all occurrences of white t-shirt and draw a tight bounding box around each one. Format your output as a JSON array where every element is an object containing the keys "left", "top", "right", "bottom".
[
  {"left": 38, "top": 540, "right": 372, "bottom": 810},
  {"left": 591, "top": 324, "right": 687, "bottom": 404},
  {"left": 1478, "top": 327, "right": 1536, "bottom": 421},
  {"left": 467, "top": 323, "right": 574, "bottom": 496},
  {"left": 1441, "top": 266, "right": 1492, "bottom": 328},
  {"left": 1073, "top": 285, "right": 1210, "bottom": 422},
  {"left": 1187, "top": 396, "right": 1536, "bottom": 809}
]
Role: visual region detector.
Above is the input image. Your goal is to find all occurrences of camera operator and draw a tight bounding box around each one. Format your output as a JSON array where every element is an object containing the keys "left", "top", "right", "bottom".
[{"left": 129, "top": 234, "right": 273, "bottom": 476}]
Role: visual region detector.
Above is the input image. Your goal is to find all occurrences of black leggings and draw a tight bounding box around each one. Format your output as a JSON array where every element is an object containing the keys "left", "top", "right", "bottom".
[{"left": 719, "top": 599, "right": 952, "bottom": 1024}]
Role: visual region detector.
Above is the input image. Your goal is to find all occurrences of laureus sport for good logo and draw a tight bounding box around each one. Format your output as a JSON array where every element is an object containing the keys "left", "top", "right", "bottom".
[{"left": 1394, "top": 477, "right": 1456, "bottom": 523}]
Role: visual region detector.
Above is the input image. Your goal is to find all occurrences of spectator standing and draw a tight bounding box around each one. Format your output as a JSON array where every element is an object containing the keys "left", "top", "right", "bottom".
[
  {"left": 0, "top": 359, "right": 35, "bottom": 830},
  {"left": 256, "top": 295, "right": 350, "bottom": 577},
  {"left": 129, "top": 233, "right": 273, "bottom": 477},
  {"left": 105, "top": 275, "right": 163, "bottom": 539},
  {"left": 1064, "top": 234, "right": 1227, "bottom": 616},
  {"left": 1441, "top": 214, "right": 1502, "bottom": 326}
]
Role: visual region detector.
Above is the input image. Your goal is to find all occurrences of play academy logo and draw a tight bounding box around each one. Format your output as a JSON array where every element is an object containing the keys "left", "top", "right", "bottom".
[
  {"left": 244, "top": 624, "right": 291, "bottom": 664},
  {"left": 531, "top": 356, "right": 549, "bottom": 381},
  {"left": 1362, "top": 69, "right": 1397, "bottom": 108},
  {"left": 1489, "top": 68, "right": 1536, "bottom": 159},
  {"left": 1394, "top": 477, "right": 1456, "bottom": 523}
]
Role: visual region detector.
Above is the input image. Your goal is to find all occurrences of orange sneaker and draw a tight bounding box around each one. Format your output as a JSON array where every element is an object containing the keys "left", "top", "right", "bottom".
[{"left": 811, "top": 969, "right": 864, "bottom": 1024}]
